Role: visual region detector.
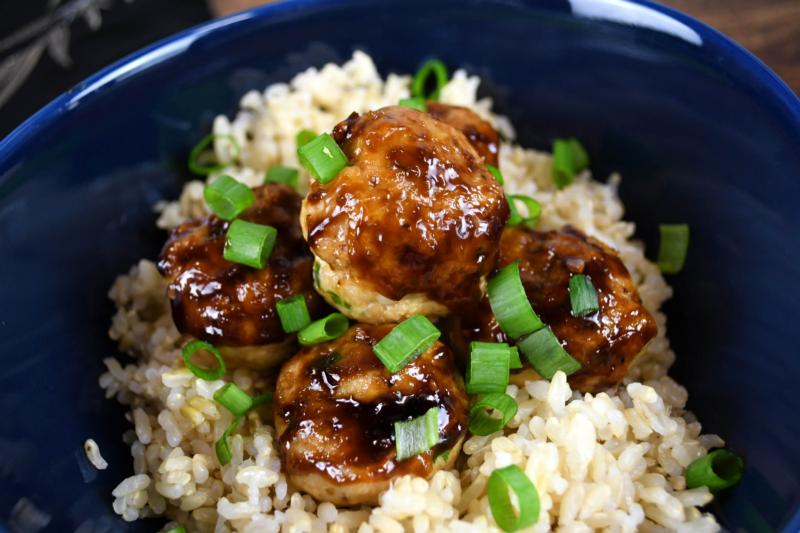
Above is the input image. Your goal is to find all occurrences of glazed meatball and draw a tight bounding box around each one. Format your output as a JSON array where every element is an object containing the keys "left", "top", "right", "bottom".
[
  {"left": 274, "top": 323, "right": 469, "bottom": 506},
  {"left": 427, "top": 102, "right": 500, "bottom": 166},
  {"left": 158, "top": 184, "right": 328, "bottom": 368},
  {"left": 449, "top": 226, "right": 657, "bottom": 392},
  {"left": 302, "top": 106, "right": 509, "bottom": 324}
]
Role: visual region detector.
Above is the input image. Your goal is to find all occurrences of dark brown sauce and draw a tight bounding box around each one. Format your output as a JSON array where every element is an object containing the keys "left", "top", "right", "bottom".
[
  {"left": 450, "top": 226, "right": 657, "bottom": 392},
  {"left": 275, "top": 324, "right": 468, "bottom": 484},
  {"left": 305, "top": 106, "right": 509, "bottom": 309},
  {"left": 158, "top": 184, "right": 328, "bottom": 346},
  {"left": 427, "top": 102, "right": 500, "bottom": 167}
]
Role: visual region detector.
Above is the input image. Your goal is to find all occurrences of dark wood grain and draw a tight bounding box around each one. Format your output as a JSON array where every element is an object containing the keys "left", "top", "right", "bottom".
[
  {"left": 209, "top": 0, "right": 800, "bottom": 94},
  {"left": 659, "top": 0, "right": 800, "bottom": 93}
]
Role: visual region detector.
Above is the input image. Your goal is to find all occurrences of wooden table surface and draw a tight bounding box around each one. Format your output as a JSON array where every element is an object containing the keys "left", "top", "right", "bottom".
[
  {"left": 661, "top": 0, "right": 800, "bottom": 93},
  {"left": 210, "top": 0, "right": 800, "bottom": 94}
]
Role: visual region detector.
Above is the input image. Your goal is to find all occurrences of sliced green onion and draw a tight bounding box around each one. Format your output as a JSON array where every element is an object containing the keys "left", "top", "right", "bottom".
[
  {"left": 296, "top": 129, "right": 317, "bottom": 148},
  {"left": 394, "top": 406, "right": 440, "bottom": 461},
  {"left": 203, "top": 175, "right": 255, "bottom": 221},
  {"left": 297, "top": 133, "right": 348, "bottom": 184},
  {"left": 265, "top": 165, "right": 299, "bottom": 189},
  {"left": 509, "top": 346, "right": 522, "bottom": 370},
  {"left": 507, "top": 195, "right": 541, "bottom": 227},
  {"left": 552, "top": 138, "right": 589, "bottom": 189},
  {"left": 251, "top": 391, "right": 274, "bottom": 407},
  {"left": 686, "top": 449, "right": 744, "bottom": 491},
  {"left": 486, "top": 164, "right": 504, "bottom": 185},
  {"left": 215, "top": 416, "right": 241, "bottom": 466},
  {"left": 165, "top": 527, "right": 186, "bottom": 533},
  {"left": 297, "top": 313, "right": 349, "bottom": 346},
  {"left": 488, "top": 465, "right": 540, "bottom": 532},
  {"left": 466, "top": 342, "right": 511, "bottom": 394},
  {"left": 188, "top": 133, "right": 239, "bottom": 175},
  {"left": 223, "top": 219, "right": 277, "bottom": 269},
  {"left": 657, "top": 224, "right": 690, "bottom": 274},
  {"left": 411, "top": 59, "right": 449, "bottom": 100},
  {"left": 469, "top": 393, "right": 518, "bottom": 436},
  {"left": 488, "top": 262, "right": 544, "bottom": 339},
  {"left": 569, "top": 274, "right": 599, "bottom": 316},
  {"left": 276, "top": 295, "right": 311, "bottom": 333},
  {"left": 182, "top": 340, "right": 226, "bottom": 381},
  {"left": 399, "top": 97, "right": 428, "bottom": 112},
  {"left": 517, "top": 327, "right": 581, "bottom": 379},
  {"left": 373, "top": 315, "right": 441, "bottom": 373},
  {"left": 213, "top": 382, "right": 253, "bottom": 416}
]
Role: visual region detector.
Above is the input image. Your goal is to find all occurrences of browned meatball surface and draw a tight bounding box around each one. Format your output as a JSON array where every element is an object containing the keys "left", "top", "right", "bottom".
[
  {"left": 274, "top": 323, "right": 469, "bottom": 505},
  {"left": 158, "top": 184, "right": 327, "bottom": 347},
  {"left": 427, "top": 102, "right": 500, "bottom": 166},
  {"left": 303, "top": 105, "right": 509, "bottom": 310},
  {"left": 451, "top": 227, "right": 657, "bottom": 392}
]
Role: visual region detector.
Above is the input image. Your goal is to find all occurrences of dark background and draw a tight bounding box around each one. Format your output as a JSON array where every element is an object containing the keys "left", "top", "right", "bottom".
[
  {"left": 1, "top": 0, "right": 799, "bottom": 139},
  {"left": 0, "top": 0, "right": 211, "bottom": 138}
]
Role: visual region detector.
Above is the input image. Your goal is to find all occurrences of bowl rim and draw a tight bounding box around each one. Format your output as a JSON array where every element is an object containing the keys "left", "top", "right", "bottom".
[
  {"left": 0, "top": 0, "right": 799, "bottom": 530},
  {"left": 1, "top": 0, "right": 799, "bottom": 169}
]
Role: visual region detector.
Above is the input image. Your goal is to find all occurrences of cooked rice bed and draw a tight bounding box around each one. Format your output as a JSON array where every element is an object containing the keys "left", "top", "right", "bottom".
[{"left": 102, "top": 51, "right": 722, "bottom": 532}]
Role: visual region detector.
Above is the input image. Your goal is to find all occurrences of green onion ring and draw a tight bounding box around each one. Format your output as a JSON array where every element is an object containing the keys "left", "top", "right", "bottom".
[
  {"left": 188, "top": 133, "right": 240, "bottom": 175},
  {"left": 182, "top": 340, "right": 226, "bottom": 381}
]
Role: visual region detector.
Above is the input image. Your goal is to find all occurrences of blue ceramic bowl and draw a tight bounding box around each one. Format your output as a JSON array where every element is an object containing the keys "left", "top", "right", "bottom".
[{"left": 2, "top": 0, "right": 799, "bottom": 531}]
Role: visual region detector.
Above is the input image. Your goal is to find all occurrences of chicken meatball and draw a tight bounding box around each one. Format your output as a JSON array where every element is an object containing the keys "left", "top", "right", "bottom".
[
  {"left": 158, "top": 184, "right": 328, "bottom": 368},
  {"left": 274, "top": 323, "right": 469, "bottom": 506},
  {"left": 427, "top": 102, "right": 500, "bottom": 166},
  {"left": 449, "top": 226, "right": 657, "bottom": 392},
  {"left": 302, "top": 106, "right": 509, "bottom": 324}
]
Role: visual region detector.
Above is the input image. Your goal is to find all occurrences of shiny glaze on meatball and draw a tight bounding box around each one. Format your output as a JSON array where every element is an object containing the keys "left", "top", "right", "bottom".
[
  {"left": 302, "top": 105, "right": 509, "bottom": 312},
  {"left": 427, "top": 102, "right": 499, "bottom": 166},
  {"left": 451, "top": 226, "right": 657, "bottom": 392},
  {"left": 158, "top": 184, "right": 327, "bottom": 350},
  {"left": 274, "top": 323, "right": 468, "bottom": 505}
]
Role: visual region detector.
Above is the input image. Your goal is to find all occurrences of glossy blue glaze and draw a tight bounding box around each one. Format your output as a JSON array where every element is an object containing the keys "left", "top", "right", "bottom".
[{"left": 1, "top": 0, "right": 799, "bottom": 530}]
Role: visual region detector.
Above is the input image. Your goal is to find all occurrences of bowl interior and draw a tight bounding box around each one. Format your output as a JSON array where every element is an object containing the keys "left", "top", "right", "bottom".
[{"left": 1, "top": 0, "right": 799, "bottom": 530}]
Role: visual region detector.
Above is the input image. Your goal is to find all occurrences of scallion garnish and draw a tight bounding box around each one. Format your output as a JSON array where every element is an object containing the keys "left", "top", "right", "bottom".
[
  {"left": 399, "top": 97, "right": 428, "bottom": 112},
  {"left": 222, "top": 219, "right": 278, "bottom": 268},
  {"left": 188, "top": 133, "right": 239, "bottom": 175},
  {"left": 552, "top": 138, "right": 589, "bottom": 189},
  {"left": 509, "top": 346, "right": 522, "bottom": 370},
  {"left": 215, "top": 416, "right": 241, "bottom": 466},
  {"left": 251, "top": 391, "right": 274, "bottom": 407},
  {"left": 165, "top": 527, "right": 186, "bottom": 533},
  {"left": 295, "top": 129, "right": 317, "bottom": 148},
  {"left": 182, "top": 340, "right": 226, "bottom": 381},
  {"left": 203, "top": 175, "right": 255, "bottom": 221},
  {"left": 569, "top": 274, "right": 599, "bottom": 316},
  {"left": 488, "top": 465, "right": 540, "bottom": 532},
  {"left": 469, "top": 393, "right": 518, "bottom": 436},
  {"left": 486, "top": 164, "right": 504, "bottom": 185},
  {"left": 466, "top": 342, "right": 511, "bottom": 394},
  {"left": 276, "top": 294, "right": 311, "bottom": 333},
  {"left": 487, "top": 262, "right": 544, "bottom": 339},
  {"left": 394, "top": 406, "right": 440, "bottom": 461},
  {"left": 685, "top": 449, "right": 744, "bottom": 491},
  {"left": 517, "top": 327, "right": 581, "bottom": 379},
  {"left": 657, "top": 224, "right": 690, "bottom": 274},
  {"left": 223, "top": 219, "right": 277, "bottom": 269},
  {"left": 507, "top": 195, "right": 541, "bottom": 227},
  {"left": 213, "top": 382, "right": 253, "bottom": 417},
  {"left": 297, "top": 133, "right": 348, "bottom": 185},
  {"left": 411, "top": 59, "right": 449, "bottom": 100},
  {"left": 265, "top": 165, "right": 299, "bottom": 189},
  {"left": 373, "top": 315, "right": 441, "bottom": 373},
  {"left": 297, "top": 313, "right": 349, "bottom": 346}
]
